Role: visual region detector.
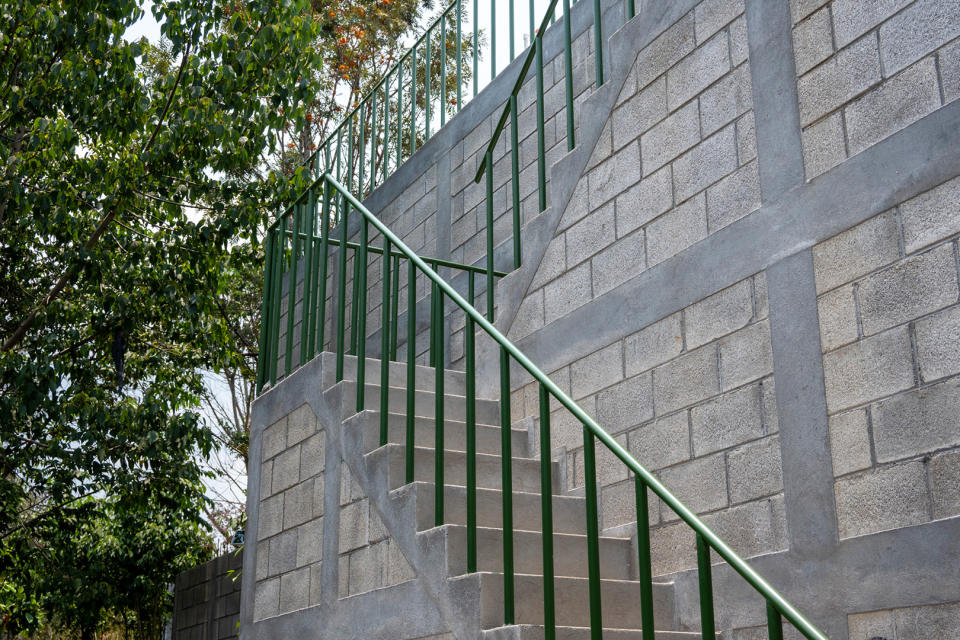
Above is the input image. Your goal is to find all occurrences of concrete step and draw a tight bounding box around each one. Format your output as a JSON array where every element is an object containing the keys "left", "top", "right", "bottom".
[
  {"left": 337, "top": 381, "right": 501, "bottom": 425},
  {"left": 345, "top": 409, "right": 530, "bottom": 458},
  {"left": 483, "top": 626, "right": 701, "bottom": 640},
  {"left": 381, "top": 444, "right": 557, "bottom": 494},
  {"left": 476, "top": 572, "right": 676, "bottom": 631},
  {"left": 320, "top": 352, "right": 470, "bottom": 396},
  {"left": 407, "top": 483, "right": 589, "bottom": 536},
  {"left": 441, "top": 525, "right": 634, "bottom": 580}
]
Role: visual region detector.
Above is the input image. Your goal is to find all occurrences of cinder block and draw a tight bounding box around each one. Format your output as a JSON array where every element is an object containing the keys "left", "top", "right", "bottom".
[
  {"left": 797, "top": 34, "right": 881, "bottom": 126},
  {"left": 831, "top": 0, "right": 910, "bottom": 49},
  {"left": 268, "top": 530, "right": 298, "bottom": 577},
  {"left": 635, "top": 13, "right": 696, "bottom": 90},
  {"left": 895, "top": 601, "right": 960, "bottom": 639},
  {"left": 272, "top": 445, "right": 301, "bottom": 494},
  {"left": 572, "top": 431, "right": 628, "bottom": 488},
  {"left": 916, "top": 304, "right": 960, "bottom": 382},
  {"left": 640, "top": 101, "right": 700, "bottom": 174},
  {"left": 790, "top": 0, "right": 830, "bottom": 24},
  {"left": 594, "top": 372, "right": 653, "bottom": 436},
  {"left": 848, "top": 608, "right": 895, "bottom": 640},
  {"left": 260, "top": 460, "right": 273, "bottom": 501},
  {"left": 685, "top": 279, "right": 754, "bottom": 349},
  {"left": 701, "top": 496, "right": 788, "bottom": 560},
  {"left": 793, "top": 6, "right": 834, "bottom": 75},
  {"left": 930, "top": 449, "right": 960, "bottom": 520},
  {"left": 624, "top": 312, "right": 683, "bottom": 377},
  {"left": 602, "top": 478, "right": 658, "bottom": 529},
  {"left": 691, "top": 383, "right": 765, "bottom": 456},
  {"left": 817, "top": 285, "right": 859, "bottom": 352},
  {"left": 349, "top": 543, "right": 386, "bottom": 595},
  {"left": 900, "top": 175, "right": 960, "bottom": 254},
  {"left": 879, "top": 0, "right": 960, "bottom": 74},
  {"left": 296, "top": 516, "right": 323, "bottom": 568},
  {"left": 590, "top": 228, "right": 647, "bottom": 297},
  {"left": 313, "top": 473, "right": 325, "bottom": 517},
  {"left": 385, "top": 539, "right": 415, "bottom": 585},
  {"left": 262, "top": 419, "right": 287, "bottom": 462},
  {"left": 941, "top": 38, "right": 960, "bottom": 103},
  {"left": 283, "top": 480, "right": 315, "bottom": 530},
  {"left": 762, "top": 377, "right": 779, "bottom": 434},
  {"left": 565, "top": 202, "right": 615, "bottom": 268},
  {"left": 653, "top": 343, "right": 720, "bottom": 414},
  {"left": 736, "top": 111, "right": 757, "bottom": 165},
  {"left": 299, "top": 431, "right": 325, "bottom": 481},
  {"left": 822, "top": 326, "right": 914, "bottom": 413},
  {"left": 256, "top": 540, "right": 269, "bottom": 580},
  {"left": 666, "top": 30, "right": 731, "bottom": 110},
  {"left": 550, "top": 398, "right": 596, "bottom": 451},
  {"left": 628, "top": 411, "right": 690, "bottom": 472},
  {"left": 339, "top": 499, "right": 369, "bottom": 553},
  {"left": 309, "top": 563, "right": 323, "bottom": 605},
  {"left": 587, "top": 141, "right": 642, "bottom": 209},
  {"left": 802, "top": 111, "right": 847, "bottom": 180},
  {"left": 570, "top": 343, "right": 623, "bottom": 400},
  {"left": 612, "top": 76, "right": 667, "bottom": 151},
  {"left": 695, "top": 0, "right": 744, "bottom": 44},
  {"left": 508, "top": 290, "right": 545, "bottom": 342},
  {"left": 727, "top": 436, "right": 783, "bottom": 504},
  {"left": 544, "top": 261, "right": 592, "bottom": 325},
  {"left": 828, "top": 409, "right": 873, "bottom": 477},
  {"left": 707, "top": 159, "right": 761, "bottom": 232},
  {"left": 673, "top": 125, "right": 739, "bottom": 203},
  {"left": 615, "top": 166, "right": 673, "bottom": 237},
  {"left": 718, "top": 320, "right": 773, "bottom": 391},
  {"left": 730, "top": 16, "right": 749, "bottom": 66},
  {"left": 278, "top": 566, "right": 309, "bottom": 614},
  {"left": 287, "top": 404, "right": 316, "bottom": 445},
  {"left": 646, "top": 193, "right": 708, "bottom": 267},
  {"left": 659, "top": 454, "right": 728, "bottom": 520},
  {"left": 368, "top": 502, "right": 389, "bottom": 544},
  {"left": 258, "top": 495, "right": 283, "bottom": 541},
  {"left": 699, "top": 63, "right": 753, "bottom": 136},
  {"left": 649, "top": 521, "right": 696, "bottom": 575},
  {"left": 253, "top": 577, "right": 280, "bottom": 621},
  {"left": 834, "top": 461, "right": 930, "bottom": 539},
  {"left": 529, "top": 236, "right": 566, "bottom": 290},
  {"left": 871, "top": 377, "right": 960, "bottom": 463},
  {"left": 845, "top": 56, "right": 941, "bottom": 155},
  {"left": 857, "top": 243, "right": 959, "bottom": 336},
  {"left": 812, "top": 210, "right": 900, "bottom": 294}
]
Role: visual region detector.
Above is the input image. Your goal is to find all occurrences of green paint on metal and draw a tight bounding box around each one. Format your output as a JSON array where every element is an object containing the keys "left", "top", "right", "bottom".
[
  {"left": 582, "top": 425, "right": 602, "bottom": 639},
  {"left": 698, "top": 533, "right": 716, "bottom": 640},
  {"left": 539, "top": 384, "right": 556, "bottom": 640},
  {"left": 499, "top": 346, "right": 514, "bottom": 625},
  {"left": 636, "top": 476, "right": 655, "bottom": 640}
]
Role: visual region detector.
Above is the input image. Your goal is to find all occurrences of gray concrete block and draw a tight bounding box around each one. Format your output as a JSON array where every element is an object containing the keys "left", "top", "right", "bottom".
[
  {"left": 930, "top": 448, "right": 960, "bottom": 520},
  {"left": 624, "top": 312, "right": 684, "bottom": 377},
  {"left": 848, "top": 609, "right": 896, "bottom": 640},
  {"left": 628, "top": 410, "right": 690, "bottom": 472},
  {"left": 508, "top": 290, "right": 545, "bottom": 342},
  {"left": 544, "top": 261, "right": 592, "bottom": 325},
  {"left": 312, "top": 473, "right": 324, "bottom": 517},
  {"left": 790, "top": 0, "right": 830, "bottom": 24},
  {"left": 368, "top": 502, "right": 389, "bottom": 544},
  {"left": 659, "top": 453, "right": 728, "bottom": 521},
  {"left": 649, "top": 521, "right": 696, "bottom": 575},
  {"left": 684, "top": 278, "right": 754, "bottom": 349},
  {"left": 845, "top": 56, "right": 942, "bottom": 155},
  {"left": 308, "top": 563, "right": 322, "bottom": 606},
  {"left": 699, "top": 63, "right": 753, "bottom": 136},
  {"left": 879, "top": 0, "right": 960, "bottom": 74},
  {"left": 272, "top": 445, "right": 301, "bottom": 494},
  {"left": 801, "top": 111, "right": 847, "bottom": 180},
  {"left": 666, "top": 30, "right": 731, "bottom": 110},
  {"left": 916, "top": 304, "right": 960, "bottom": 382},
  {"left": 762, "top": 377, "right": 779, "bottom": 434},
  {"left": 529, "top": 236, "right": 567, "bottom": 290},
  {"left": 828, "top": 408, "right": 873, "bottom": 477},
  {"left": 792, "top": 6, "right": 833, "bottom": 75},
  {"left": 299, "top": 431, "right": 325, "bottom": 481},
  {"left": 286, "top": 404, "right": 316, "bottom": 445},
  {"left": 822, "top": 326, "right": 915, "bottom": 413},
  {"left": 797, "top": 34, "right": 881, "bottom": 126},
  {"left": 695, "top": 0, "right": 744, "bottom": 44},
  {"left": 817, "top": 284, "right": 859, "bottom": 352},
  {"left": 253, "top": 577, "right": 279, "bottom": 621},
  {"left": 570, "top": 342, "right": 623, "bottom": 399},
  {"left": 754, "top": 272, "right": 769, "bottom": 320},
  {"left": 871, "top": 376, "right": 960, "bottom": 463},
  {"left": 258, "top": 495, "right": 283, "bottom": 541},
  {"left": 640, "top": 101, "right": 700, "bottom": 175},
  {"left": 812, "top": 210, "right": 900, "bottom": 294},
  {"left": 385, "top": 539, "right": 415, "bottom": 585},
  {"left": 700, "top": 496, "right": 788, "bottom": 560},
  {"left": 895, "top": 601, "right": 960, "bottom": 639},
  {"left": 653, "top": 343, "right": 720, "bottom": 414},
  {"left": 730, "top": 14, "right": 749, "bottom": 66},
  {"left": 646, "top": 192, "right": 708, "bottom": 268},
  {"left": 256, "top": 540, "right": 269, "bottom": 581},
  {"left": 283, "top": 480, "right": 315, "bottom": 530},
  {"left": 339, "top": 499, "right": 369, "bottom": 553},
  {"left": 857, "top": 242, "right": 959, "bottom": 336},
  {"left": 736, "top": 111, "right": 757, "bottom": 165},
  {"left": 278, "top": 566, "right": 309, "bottom": 614},
  {"left": 941, "top": 37, "right": 960, "bottom": 103},
  {"left": 262, "top": 419, "right": 286, "bottom": 462},
  {"left": 611, "top": 76, "right": 667, "bottom": 151},
  {"left": 718, "top": 319, "right": 773, "bottom": 391},
  {"left": 268, "top": 530, "right": 298, "bottom": 577},
  {"left": 834, "top": 460, "right": 931, "bottom": 538},
  {"left": 590, "top": 228, "right": 647, "bottom": 297},
  {"left": 596, "top": 372, "right": 654, "bottom": 435},
  {"left": 587, "top": 141, "right": 643, "bottom": 209},
  {"left": 831, "top": 0, "right": 910, "bottom": 49},
  {"left": 260, "top": 460, "right": 273, "bottom": 501},
  {"left": 672, "top": 124, "right": 738, "bottom": 202},
  {"left": 602, "top": 477, "right": 659, "bottom": 529},
  {"left": 900, "top": 174, "right": 960, "bottom": 254},
  {"left": 635, "top": 13, "right": 696, "bottom": 90},
  {"left": 565, "top": 201, "right": 615, "bottom": 268},
  {"left": 295, "top": 516, "right": 323, "bottom": 568},
  {"left": 691, "top": 383, "right": 765, "bottom": 456},
  {"left": 614, "top": 165, "right": 673, "bottom": 237},
  {"left": 727, "top": 435, "right": 784, "bottom": 504},
  {"left": 571, "top": 431, "right": 629, "bottom": 487}
]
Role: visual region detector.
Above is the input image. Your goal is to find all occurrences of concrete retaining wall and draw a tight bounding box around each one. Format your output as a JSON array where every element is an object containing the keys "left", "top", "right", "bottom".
[{"left": 173, "top": 552, "right": 242, "bottom": 640}]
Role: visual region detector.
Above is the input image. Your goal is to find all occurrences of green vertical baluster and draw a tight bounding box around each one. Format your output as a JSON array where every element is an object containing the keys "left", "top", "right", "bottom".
[
  {"left": 697, "top": 533, "right": 716, "bottom": 640},
  {"left": 347, "top": 113, "right": 355, "bottom": 193},
  {"left": 350, "top": 240, "right": 360, "bottom": 355},
  {"left": 767, "top": 601, "right": 784, "bottom": 640},
  {"left": 358, "top": 103, "right": 366, "bottom": 200},
  {"left": 535, "top": 36, "right": 547, "bottom": 213},
  {"left": 317, "top": 183, "right": 332, "bottom": 355},
  {"left": 405, "top": 259, "right": 416, "bottom": 483},
  {"left": 256, "top": 228, "right": 275, "bottom": 393},
  {"left": 456, "top": 0, "right": 462, "bottom": 110},
  {"left": 539, "top": 384, "right": 556, "bottom": 640},
  {"left": 337, "top": 127, "right": 344, "bottom": 186},
  {"left": 370, "top": 92, "right": 377, "bottom": 193},
  {"left": 336, "top": 198, "right": 349, "bottom": 382},
  {"left": 491, "top": 0, "right": 496, "bottom": 81},
  {"left": 433, "top": 281, "right": 445, "bottom": 526},
  {"left": 563, "top": 0, "right": 575, "bottom": 150},
  {"left": 626, "top": 0, "right": 635, "bottom": 19},
  {"left": 285, "top": 210, "right": 301, "bottom": 376},
  {"left": 593, "top": 0, "right": 604, "bottom": 87},
  {"left": 473, "top": 0, "right": 478, "bottom": 97},
  {"left": 380, "top": 236, "right": 392, "bottom": 446},
  {"left": 425, "top": 31, "right": 432, "bottom": 140},
  {"left": 529, "top": 0, "right": 535, "bottom": 46},
  {"left": 509, "top": 95, "right": 521, "bottom": 270},
  {"left": 509, "top": 0, "right": 515, "bottom": 60},
  {"left": 500, "top": 346, "right": 514, "bottom": 625},
  {"left": 301, "top": 190, "right": 316, "bottom": 365},
  {"left": 390, "top": 254, "right": 400, "bottom": 361},
  {"left": 484, "top": 151, "right": 494, "bottom": 321},
  {"left": 636, "top": 476, "right": 655, "bottom": 640},
  {"left": 410, "top": 47, "right": 417, "bottom": 155},
  {"left": 465, "top": 271, "right": 477, "bottom": 573},
  {"left": 429, "top": 269, "right": 437, "bottom": 369},
  {"left": 582, "top": 425, "right": 603, "bottom": 639},
  {"left": 269, "top": 223, "right": 283, "bottom": 385},
  {"left": 440, "top": 13, "right": 447, "bottom": 128},
  {"left": 383, "top": 79, "right": 390, "bottom": 184},
  {"left": 397, "top": 62, "right": 404, "bottom": 167},
  {"left": 356, "top": 217, "right": 368, "bottom": 412}
]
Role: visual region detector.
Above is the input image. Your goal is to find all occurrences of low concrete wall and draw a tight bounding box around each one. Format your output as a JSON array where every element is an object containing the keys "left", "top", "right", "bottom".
[{"left": 172, "top": 553, "right": 242, "bottom": 640}]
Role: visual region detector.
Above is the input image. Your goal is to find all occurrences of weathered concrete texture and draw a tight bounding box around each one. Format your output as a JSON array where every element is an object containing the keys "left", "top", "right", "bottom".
[{"left": 173, "top": 552, "right": 242, "bottom": 640}]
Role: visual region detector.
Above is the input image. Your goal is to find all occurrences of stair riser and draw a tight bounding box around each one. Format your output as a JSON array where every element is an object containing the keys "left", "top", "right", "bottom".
[
  {"left": 340, "top": 382, "right": 501, "bottom": 424},
  {"left": 386, "top": 447, "right": 555, "bottom": 494},
  {"left": 321, "top": 353, "right": 468, "bottom": 395},
  {"left": 361, "top": 413, "right": 529, "bottom": 458},
  {"left": 482, "top": 627, "right": 701, "bottom": 640}
]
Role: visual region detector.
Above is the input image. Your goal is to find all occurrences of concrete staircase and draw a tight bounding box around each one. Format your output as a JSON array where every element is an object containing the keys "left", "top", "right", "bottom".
[{"left": 324, "top": 352, "right": 701, "bottom": 639}]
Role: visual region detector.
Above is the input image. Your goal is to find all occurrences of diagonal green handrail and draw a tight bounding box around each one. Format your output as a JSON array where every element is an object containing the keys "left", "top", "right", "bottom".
[{"left": 321, "top": 171, "right": 828, "bottom": 640}]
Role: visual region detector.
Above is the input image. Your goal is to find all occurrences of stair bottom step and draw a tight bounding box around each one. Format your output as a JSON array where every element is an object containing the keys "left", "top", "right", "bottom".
[{"left": 483, "top": 626, "right": 699, "bottom": 639}]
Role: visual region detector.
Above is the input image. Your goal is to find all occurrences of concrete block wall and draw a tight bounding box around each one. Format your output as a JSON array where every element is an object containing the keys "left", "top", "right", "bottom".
[{"left": 172, "top": 552, "right": 242, "bottom": 640}]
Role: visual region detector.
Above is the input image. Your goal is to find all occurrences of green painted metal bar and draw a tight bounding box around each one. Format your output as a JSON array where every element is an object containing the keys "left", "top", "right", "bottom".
[
  {"left": 433, "top": 281, "right": 445, "bottom": 526},
  {"left": 563, "top": 0, "right": 575, "bottom": 150},
  {"left": 529, "top": 0, "right": 535, "bottom": 45},
  {"left": 383, "top": 78, "right": 390, "bottom": 185},
  {"left": 490, "top": 0, "right": 496, "bottom": 81},
  {"left": 284, "top": 209, "right": 300, "bottom": 376},
  {"left": 636, "top": 476, "right": 655, "bottom": 640},
  {"left": 425, "top": 30, "right": 432, "bottom": 141},
  {"left": 358, "top": 103, "right": 367, "bottom": 201},
  {"left": 391, "top": 254, "right": 400, "bottom": 361},
  {"left": 473, "top": 0, "right": 478, "bottom": 97},
  {"left": 269, "top": 223, "right": 284, "bottom": 385},
  {"left": 441, "top": 13, "right": 447, "bottom": 128},
  {"left": 301, "top": 188, "right": 317, "bottom": 365},
  {"left": 509, "top": 95, "right": 521, "bottom": 270},
  {"left": 380, "top": 235, "right": 392, "bottom": 446},
  {"left": 484, "top": 150, "right": 494, "bottom": 321},
  {"left": 539, "top": 384, "right": 556, "bottom": 640},
  {"left": 317, "top": 185, "right": 332, "bottom": 355},
  {"left": 320, "top": 173, "right": 830, "bottom": 640},
  {"left": 350, "top": 239, "right": 361, "bottom": 356},
  {"left": 356, "top": 217, "right": 369, "bottom": 412},
  {"left": 465, "top": 271, "right": 477, "bottom": 573},
  {"left": 593, "top": 0, "right": 604, "bottom": 87},
  {"left": 768, "top": 601, "right": 784, "bottom": 640},
  {"left": 347, "top": 112, "right": 355, "bottom": 192},
  {"left": 582, "top": 425, "right": 602, "bottom": 639},
  {"left": 429, "top": 274, "right": 437, "bottom": 369},
  {"left": 535, "top": 36, "right": 547, "bottom": 213},
  {"left": 256, "top": 229, "right": 275, "bottom": 392},
  {"left": 370, "top": 91, "right": 378, "bottom": 194},
  {"left": 499, "top": 346, "right": 514, "bottom": 625},
  {"left": 456, "top": 0, "right": 462, "bottom": 111},
  {"left": 405, "top": 259, "right": 416, "bottom": 484},
  {"left": 335, "top": 197, "right": 349, "bottom": 382},
  {"left": 410, "top": 46, "right": 418, "bottom": 156},
  {"left": 626, "top": 0, "right": 635, "bottom": 19},
  {"left": 397, "top": 62, "right": 403, "bottom": 168},
  {"left": 509, "top": 0, "right": 515, "bottom": 60},
  {"left": 697, "top": 533, "right": 716, "bottom": 640}
]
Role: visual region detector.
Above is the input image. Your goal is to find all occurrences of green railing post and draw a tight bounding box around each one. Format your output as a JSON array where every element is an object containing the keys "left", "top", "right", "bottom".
[
  {"left": 583, "top": 425, "right": 603, "bottom": 639},
  {"left": 563, "top": 0, "right": 575, "bottom": 149},
  {"left": 509, "top": 0, "right": 515, "bottom": 60},
  {"left": 269, "top": 222, "right": 283, "bottom": 385},
  {"left": 636, "top": 476, "right": 655, "bottom": 640},
  {"left": 456, "top": 0, "right": 463, "bottom": 110},
  {"left": 465, "top": 272, "right": 477, "bottom": 573},
  {"left": 500, "top": 346, "right": 514, "bottom": 625},
  {"left": 335, "top": 198, "right": 349, "bottom": 382},
  {"left": 356, "top": 217, "right": 369, "bottom": 412},
  {"left": 697, "top": 533, "right": 716, "bottom": 640},
  {"left": 768, "top": 601, "right": 784, "bottom": 640},
  {"left": 529, "top": 0, "right": 535, "bottom": 45},
  {"left": 370, "top": 92, "right": 378, "bottom": 194},
  {"left": 509, "top": 95, "right": 521, "bottom": 270},
  {"left": 490, "top": 0, "right": 496, "bottom": 81},
  {"left": 539, "top": 384, "right": 556, "bottom": 640},
  {"left": 317, "top": 183, "right": 332, "bottom": 354},
  {"left": 593, "top": 0, "right": 604, "bottom": 87},
  {"left": 380, "top": 236, "right": 392, "bottom": 446},
  {"left": 397, "top": 62, "right": 404, "bottom": 168},
  {"left": 433, "top": 280, "right": 445, "bottom": 526},
  {"left": 256, "top": 228, "right": 275, "bottom": 392},
  {"left": 473, "top": 0, "right": 479, "bottom": 97},
  {"left": 410, "top": 46, "right": 418, "bottom": 156},
  {"left": 301, "top": 190, "right": 317, "bottom": 365},
  {"left": 350, "top": 238, "right": 361, "bottom": 355},
  {"left": 284, "top": 210, "right": 300, "bottom": 376},
  {"left": 390, "top": 254, "right": 400, "bottom": 361},
  {"left": 383, "top": 79, "right": 390, "bottom": 185},
  {"left": 626, "top": 0, "right": 635, "bottom": 19},
  {"left": 425, "top": 30, "right": 432, "bottom": 140},
  {"left": 535, "top": 35, "right": 547, "bottom": 213},
  {"left": 484, "top": 150, "right": 494, "bottom": 321},
  {"left": 405, "top": 259, "right": 416, "bottom": 483},
  {"left": 440, "top": 12, "right": 447, "bottom": 128}
]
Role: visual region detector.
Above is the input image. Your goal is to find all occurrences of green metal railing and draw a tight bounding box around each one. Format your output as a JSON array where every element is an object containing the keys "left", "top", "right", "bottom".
[{"left": 258, "top": 173, "right": 829, "bottom": 640}]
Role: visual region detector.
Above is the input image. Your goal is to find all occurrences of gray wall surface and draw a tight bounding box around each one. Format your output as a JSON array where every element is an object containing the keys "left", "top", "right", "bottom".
[{"left": 173, "top": 552, "right": 242, "bottom": 640}]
